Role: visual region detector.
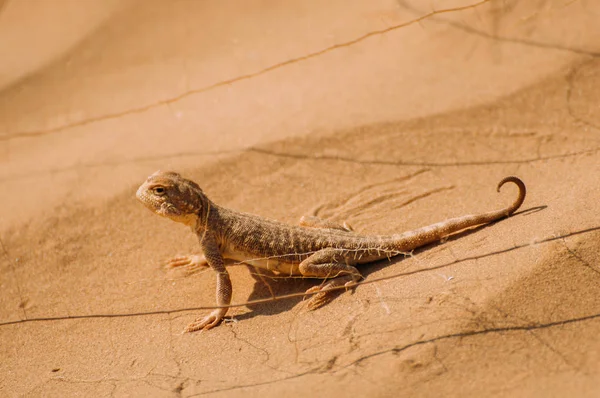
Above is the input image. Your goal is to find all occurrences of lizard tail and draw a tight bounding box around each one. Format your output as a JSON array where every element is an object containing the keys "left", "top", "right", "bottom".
[
  {"left": 393, "top": 176, "right": 526, "bottom": 251},
  {"left": 496, "top": 176, "right": 526, "bottom": 216}
]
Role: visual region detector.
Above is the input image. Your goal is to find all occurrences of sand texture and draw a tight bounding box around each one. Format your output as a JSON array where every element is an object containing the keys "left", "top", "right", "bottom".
[{"left": 1, "top": 0, "right": 600, "bottom": 396}]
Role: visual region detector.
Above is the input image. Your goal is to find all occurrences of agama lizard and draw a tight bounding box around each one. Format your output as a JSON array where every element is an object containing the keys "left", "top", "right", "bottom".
[{"left": 136, "top": 171, "right": 526, "bottom": 332}]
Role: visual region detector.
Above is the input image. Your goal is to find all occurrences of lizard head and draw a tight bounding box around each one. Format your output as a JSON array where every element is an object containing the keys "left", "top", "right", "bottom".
[{"left": 136, "top": 170, "right": 207, "bottom": 227}]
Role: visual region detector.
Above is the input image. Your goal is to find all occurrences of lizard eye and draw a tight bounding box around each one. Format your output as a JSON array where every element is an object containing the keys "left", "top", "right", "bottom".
[{"left": 153, "top": 186, "right": 166, "bottom": 195}]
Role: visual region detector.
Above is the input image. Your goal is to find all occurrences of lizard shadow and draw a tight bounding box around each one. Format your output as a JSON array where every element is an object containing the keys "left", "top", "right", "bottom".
[
  {"left": 233, "top": 267, "right": 315, "bottom": 321},
  {"left": 233, "top": 206, "right": 546, "bottom": 321}
]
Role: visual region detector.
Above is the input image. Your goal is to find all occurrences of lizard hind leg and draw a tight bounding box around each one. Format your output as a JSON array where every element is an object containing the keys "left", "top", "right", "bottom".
[
  {"left": 299, "top": 215, "right": 354, "bottom": 232},
  {"left": 298, "top": 248, "right": 362, "bottom": 309}
]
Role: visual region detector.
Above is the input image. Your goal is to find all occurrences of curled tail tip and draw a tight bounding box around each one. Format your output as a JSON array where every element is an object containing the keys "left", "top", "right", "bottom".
[
  {"left": 497, "top": 176, "right": 526, "bottom": 192},
  {"left": 497, "top": 176, "right": 526, "bottom": 215}
]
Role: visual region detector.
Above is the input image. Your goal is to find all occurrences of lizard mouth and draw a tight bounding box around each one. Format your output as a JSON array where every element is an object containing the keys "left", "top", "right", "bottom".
[
  {"left": 158, "top": 202, "right": 182, "bottom": 217},
  {"left": 136, "top": 186, "right": 165, "bottom": 214}
]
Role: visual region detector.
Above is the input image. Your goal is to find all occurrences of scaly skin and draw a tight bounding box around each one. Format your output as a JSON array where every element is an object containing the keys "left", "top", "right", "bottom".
[{"left": 136, "top": 171, "right": 526, "bottom": 332}]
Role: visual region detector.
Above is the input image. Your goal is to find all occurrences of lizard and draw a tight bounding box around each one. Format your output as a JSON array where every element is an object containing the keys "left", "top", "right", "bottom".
[{"left": 136, "top": 171, "right": 526, "bottom": 332}]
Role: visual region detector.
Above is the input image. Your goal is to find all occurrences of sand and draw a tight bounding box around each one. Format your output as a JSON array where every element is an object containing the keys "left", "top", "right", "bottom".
[{"left": 1, "top": 0, "right": 600, "bottom": 396}]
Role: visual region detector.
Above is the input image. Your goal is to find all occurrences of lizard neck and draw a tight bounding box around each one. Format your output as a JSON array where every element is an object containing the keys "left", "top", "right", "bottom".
[{"left": 191, "top": 191, "right": 218, "bottom": 232}]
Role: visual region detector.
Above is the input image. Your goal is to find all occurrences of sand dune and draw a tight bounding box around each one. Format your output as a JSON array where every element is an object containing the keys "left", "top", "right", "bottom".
[{"left": 1, "top": 1, "right": 599, "bottom": 396}]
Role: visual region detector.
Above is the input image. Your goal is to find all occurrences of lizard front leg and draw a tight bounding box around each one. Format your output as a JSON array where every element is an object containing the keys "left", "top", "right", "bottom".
[
  {"left": 184, "top": 232, "right": 232, "bottom": 332},
  {"left": 299, "top": 215, "right": 354, "bottom": 232},
  {"left": 298, "top": 248, "right": 362, "bottom": 310}
]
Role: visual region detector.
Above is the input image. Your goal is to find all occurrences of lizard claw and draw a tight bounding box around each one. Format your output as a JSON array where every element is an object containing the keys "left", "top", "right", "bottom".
[{"left": 184, "top": 309, "right": 226, "bottom": 333}]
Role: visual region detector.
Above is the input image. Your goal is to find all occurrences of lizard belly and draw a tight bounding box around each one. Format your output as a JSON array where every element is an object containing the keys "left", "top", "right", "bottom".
[{"left": 221, "top": 247, "right": 301, "bottom": 276}]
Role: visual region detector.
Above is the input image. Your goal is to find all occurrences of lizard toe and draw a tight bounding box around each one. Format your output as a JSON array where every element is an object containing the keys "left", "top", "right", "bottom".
[
  {"left": 304, "top": 285, "right": 323, "bottom": 295},
  {"left": 166, "top": 256, "right": 191, "bottom": 266},
  {"left": 184, "top": 309, "right": 226, "bottom": 332},
  {"left": 184, "top": 316, "right": 217, "bottom": 333},
  {"left": 306, "top": 292, "right": 332, "bottom": 310},
  {"left": 305, "top": 285, "right": 334, "bottom": 310},
  {"left": 166, "top": 255, "right": 208, "bottom": 275}
]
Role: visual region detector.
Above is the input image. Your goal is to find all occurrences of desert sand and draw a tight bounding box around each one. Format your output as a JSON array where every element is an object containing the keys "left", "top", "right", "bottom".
[{"left": 1, "top": 0, "right": 600, "bottom": 396}]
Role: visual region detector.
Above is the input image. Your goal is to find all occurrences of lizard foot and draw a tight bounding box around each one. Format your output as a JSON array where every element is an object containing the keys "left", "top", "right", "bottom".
[
  {"left": 166, "top": 255, "right": 208, "bottom": 275},
  {"left": 184, "top": 308, "right": 226, "bottom": 333},
  {"left": 304, "top": 276, "right": 357, "bottom": 310},
  {"left": 305, "top": 287, "right": 334, "bottom": 310}
]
